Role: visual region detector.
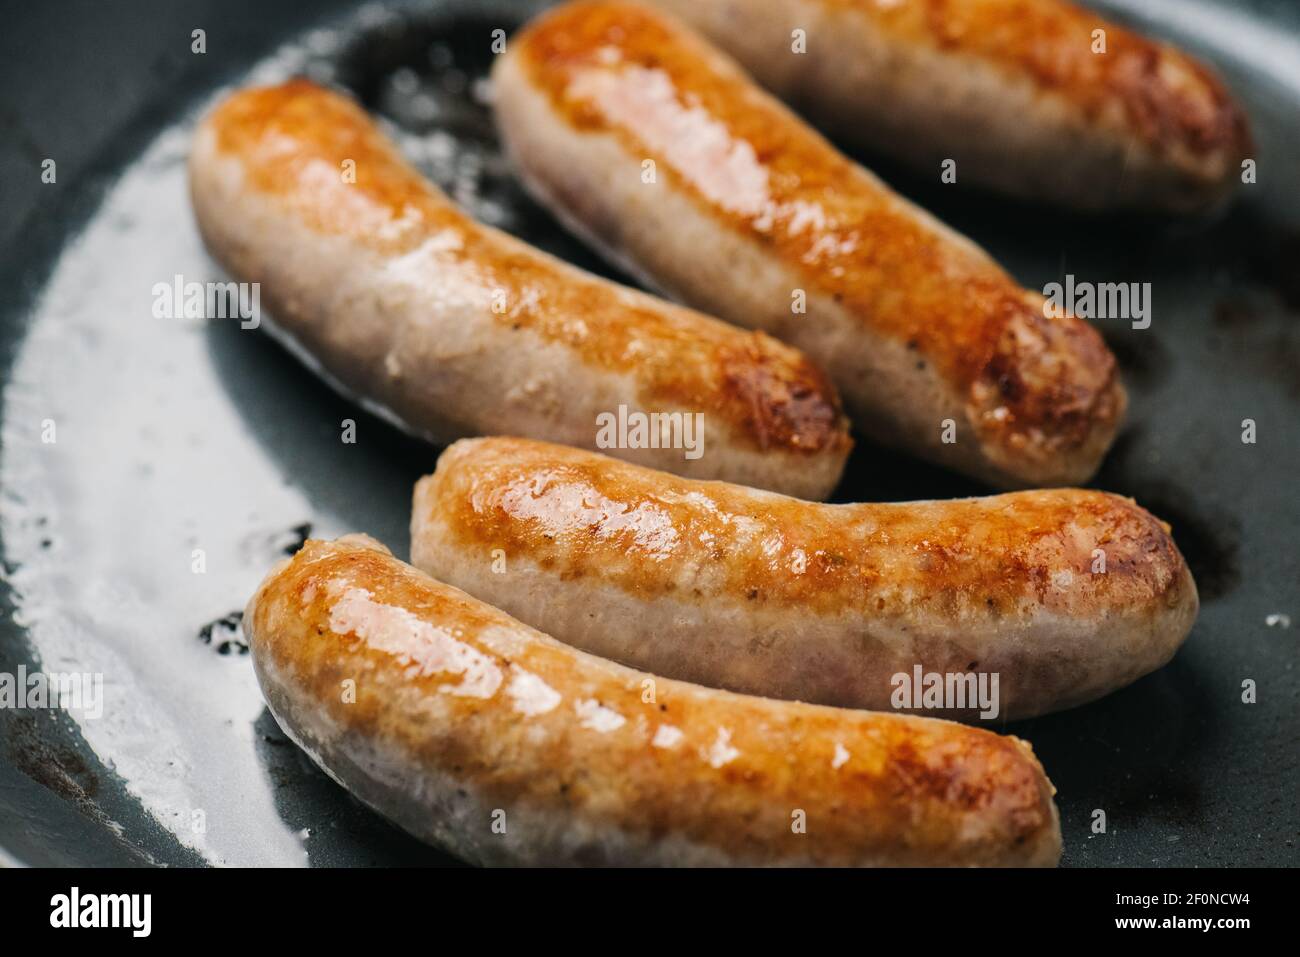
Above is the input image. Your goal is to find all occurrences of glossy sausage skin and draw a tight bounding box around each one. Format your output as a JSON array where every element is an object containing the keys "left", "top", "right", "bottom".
[
  {"left": 246, "top": 535, "right": 1062, "bottom": 866},
  {"left": 189, "top": 80, "right": 851, "bottom": 499},
  {"left": 647, "top": 0, "right": 1252, "bottom": 212},
  {"left": 411, "top": 438, "right": 1198, "bottom": 720},
  {"left": 494, "top": 1, "right": 1127, "bottom": 488}
]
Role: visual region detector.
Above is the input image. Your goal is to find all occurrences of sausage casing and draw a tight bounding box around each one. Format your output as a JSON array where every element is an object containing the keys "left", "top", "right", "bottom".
[
  {"left": 189, "top": 80, "right": 851, "bottom": 499},
  {"left": 493, "top": 1, "right": 1128, "bottom": 488},
  {"left": 411, "top": 437, "right": 1198, "bottom": 720},
  {"left": 245, "top": 534, "right": 1062, "bottom": 865},
  {"left": 645, "top": 0, "right": 1252, "bottom": 212}
]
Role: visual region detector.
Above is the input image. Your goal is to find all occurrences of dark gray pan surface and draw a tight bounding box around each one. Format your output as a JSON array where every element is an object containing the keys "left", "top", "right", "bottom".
[{"left": 0, "top": 0, "right": 1296, "bottom": 866}]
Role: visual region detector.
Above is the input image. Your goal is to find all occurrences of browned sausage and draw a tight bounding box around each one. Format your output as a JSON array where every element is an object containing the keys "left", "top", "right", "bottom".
[
  {"left": 189, "top": 80, "right": 851, "bottom": 499},
  {"left": 493, "top": 1, "right": 1129, "bottom": 487},
  {"left": 245, "top": 534, "right": 1063, "bottom": 865},
  {"left": 412, "top": 437, "right": 1198, "bottom": 720},
  {"left": 646, "top": 0, "right": 1252, "bottom": 212}
]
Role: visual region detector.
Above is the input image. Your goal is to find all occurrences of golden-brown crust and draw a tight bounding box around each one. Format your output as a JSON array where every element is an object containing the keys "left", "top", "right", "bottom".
[
  {"left": 422, "top": 437, "right": 1191, "bottom": 620},
  {"left": 819, "top": 0, "right": 1252, "bottom": 166},
  {"left": 970, "top": 303, "right": 1126, "bottom": 480},
  {"left": 513, "top": 2, "right": 1124, "bottom": 471},
  {"left": 247, "top": 535, "right": 1061, "bottom": 865},
  {"left": 203, "top": 80, "right": 850, "bottom": 458}
]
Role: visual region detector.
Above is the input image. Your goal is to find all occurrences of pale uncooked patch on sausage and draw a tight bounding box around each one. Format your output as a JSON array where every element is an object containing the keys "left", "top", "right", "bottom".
[
  {"left": 704, "top": 728, "right": 740, "bottom": 768},
  {"left": 328, "top": 586, "right": 503, "bottom": 699},
  {"left": 507, "top": 668, "right": 562, "bottom": 716},
  {"left": 652, "top": 724, "right": 684, "bottom": 748},
  {"left": 383, "top": 231, "right": 482, "bottom": 308},
  {"left": 574, "top": 698, "right": 626, "bottom": 733}
]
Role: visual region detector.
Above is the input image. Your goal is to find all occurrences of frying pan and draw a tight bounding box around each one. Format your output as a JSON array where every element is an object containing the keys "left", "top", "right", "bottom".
[{"left": 1, "top": 0, "right": 1296, "bottom": 867}]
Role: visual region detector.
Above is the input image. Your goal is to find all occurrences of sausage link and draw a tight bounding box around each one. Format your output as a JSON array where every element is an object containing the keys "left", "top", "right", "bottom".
[
  {"left": 493, "top": 1, "right": 1129, "bottom": 487},
  {"left": 189, "top": 80, "right": 851, "bottom": 499},
  {"left": 246, "top": 534, "right": 1062, "bottom": 866},
  {"left": 411, "top": 437, "right": 1198, "bottom": 720},
  {"left": 646, "top": 0, "right": 1252, "bottom": 212}
]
